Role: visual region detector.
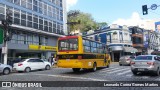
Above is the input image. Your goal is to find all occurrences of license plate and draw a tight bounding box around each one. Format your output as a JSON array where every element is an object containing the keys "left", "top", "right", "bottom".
[
  {"left": 138, "top": 68, "right": 144, "bottom": 71},
  {"left": 66, "top": 59, "right": 70, "bottom": 60}
]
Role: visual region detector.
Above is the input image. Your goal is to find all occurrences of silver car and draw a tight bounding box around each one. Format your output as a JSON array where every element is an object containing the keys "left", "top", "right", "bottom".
[
  {"left": 119, "top": 55, "right": 134, "bottom": 66},
  {"left": 131, "top": 55, "right": 160, "bottom": 76},
  {"left": 0, "top": 63, "right": 12, "bottom": 75}
]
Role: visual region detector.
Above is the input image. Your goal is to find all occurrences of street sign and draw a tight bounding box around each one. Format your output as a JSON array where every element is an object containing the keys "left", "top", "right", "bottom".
[
  {"left": 0, "top": 28, "right": 3, "bottom": 44},
  {"left": 151, "top": 4, "right": 157, "bottom": 10},
  {"left": 2, "top": 47, "right": 7, "bottom": 54}
]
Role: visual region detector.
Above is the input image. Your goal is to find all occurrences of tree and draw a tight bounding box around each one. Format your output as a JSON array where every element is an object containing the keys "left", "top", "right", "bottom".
[
  {"left": 67, "top": 10, "right": 98, "bottom": 33},
  {"left": 97, "top": 22, "right": 108, "bottom": 29}
]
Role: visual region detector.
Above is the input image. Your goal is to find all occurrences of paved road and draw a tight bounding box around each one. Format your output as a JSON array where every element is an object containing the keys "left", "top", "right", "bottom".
[{"left": 0, "top": 63, "right": 160, "bottom": 90}]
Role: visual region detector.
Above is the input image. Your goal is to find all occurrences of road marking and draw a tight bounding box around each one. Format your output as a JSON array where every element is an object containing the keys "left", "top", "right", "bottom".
[
  {"left": 100, "top": 67, "right": 124, "bottom": 72},
  {"left": 14, "top": 73, "right": 107, "bottom": 81},
  {"left": 107, "top": 68, "right": 131, "bottom": 74},
  {"left": 155, "top": 78, "right": 160, "bottom": 81},
  {"left": 117, "top": 70, "right": 131, "bottom": 75},
  {"left": 36, "top": 74, "right": 107, "bottom": 81},
  {"left": 126, "top": 74, "right": 133, "bottom": 77}
]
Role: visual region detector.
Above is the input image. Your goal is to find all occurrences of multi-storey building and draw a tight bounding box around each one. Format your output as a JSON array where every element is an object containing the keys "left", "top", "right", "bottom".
[
  {"left": 0, "top": 0, "right": 66, "bottom": 63},
  {"left": 84, "top": 24, "right": 138, "bottom": 62},
  {"left": 129, "top": 26, "right": 144, "bottom": 55}
]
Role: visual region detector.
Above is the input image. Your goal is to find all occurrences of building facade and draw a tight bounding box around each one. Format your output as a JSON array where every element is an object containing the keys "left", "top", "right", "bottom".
[
  {"left": 129, "top": 27, "right": 144, "bottom": 55},
  {"left": 84, "top": 24, "right": 138, "bottom": 62},
  {"left": 0, "top": 0, "right": 66, "bottom": 63}
]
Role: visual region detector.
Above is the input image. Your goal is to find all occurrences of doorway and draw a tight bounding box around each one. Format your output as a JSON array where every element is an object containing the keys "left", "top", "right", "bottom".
[{"left": 114, "top": 52, "right": 120, "bottom": 62}]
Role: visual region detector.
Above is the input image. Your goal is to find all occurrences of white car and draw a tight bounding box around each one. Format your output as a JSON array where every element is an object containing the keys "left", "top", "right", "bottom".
[
  {"left": 13, "top": 58, "right": 51, "bottom": 73},
  {"left": 0, "top": 63, "right": 12, "bottom": 75}
]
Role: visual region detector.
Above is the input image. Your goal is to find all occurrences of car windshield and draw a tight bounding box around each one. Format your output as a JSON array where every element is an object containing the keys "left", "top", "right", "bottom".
[{"left": 135, "top": 56, "right": 152, "bottom": 60}]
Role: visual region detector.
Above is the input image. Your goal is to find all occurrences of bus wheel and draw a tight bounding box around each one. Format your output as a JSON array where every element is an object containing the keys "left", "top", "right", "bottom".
[
  {"left": 91, "top": 63, "right": 97, "bottom": 72},
  {"left": 106, "top": 61, "right": 110, "bottom": 68},
  {"left": 106, "top": 64, "right": 110, "bottom": 68},
  {"left": 72, "top": 68, "right": 80, "bottom": 72}
]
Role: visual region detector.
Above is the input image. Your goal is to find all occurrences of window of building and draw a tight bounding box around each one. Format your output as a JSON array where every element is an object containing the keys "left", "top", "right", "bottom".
[
  {"left": 27, "top": 13, "right": 32, "bottom": 27},
  {"left": 17, "top": 33, "right": 25, "bottom": 44},
  {"left": 52, "top": 7, "right": 56, "bottom": 19},
  {"left": 33, "top": 34, "right": 39, "bottom": 45},
  {"left": 21, "top": 11, "right": 26, "bottom": 26},
  {"left": 11, "top": 32, "right": 17, "bottom": 44},
  {"left": 39, "top": 1, "right": 43, "bottom": 14},
  {"left": 44, "top": 18, "right": 48, "bottom": 31},
  {"left": 14, "top": 9, "right": 20, "bottom": 25},
  {"left": 0, "top": 4, "right": 5, "bottom": 19},
  {"left": 56, "top": 8, "right": 59, "bottom": 20},
  {"left": 60, "top": 10, "right": 63, "bottom": 21},
  {"left": 57, "top": 23, "right": 60, "bottom": 34},
  {"left": 6, "top": 0, "right": 13, "bottom": 3},
  {"left": 21, "top": 0, "right": 26, "bottom": 8},
  {"left": 48, "top": 6, "right": 52, "bottom": 17},
  {"left": 33, "top": 0, "right": 38, "bottom": 12},
  {"left": 27, "top": 0, "right": 32, "bottom": 10},
  {"left": 49, "top": 21, "right": 52, "bottom": 32},
  {"left": 14, "top": 0, "right": 20, "bottom": 5},
  {"left": 27, "top": 34, "right": 33, "bottom": 44},
  {"left": 43, "top": 3, "right": 47, "bottom": 15},
  {"left": 39, "top": 16, "right": 43, "bottom": 30},
  {"left": 53, "top": 21, "right": 56, "bottom": 33},
  {"left": 52, "top": 0, "right": 55, "bottom": 4}
]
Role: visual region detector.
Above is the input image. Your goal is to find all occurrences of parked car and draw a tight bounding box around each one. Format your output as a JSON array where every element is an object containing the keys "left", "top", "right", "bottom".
[
  {"left": 131, "top": 55, "right": 160, "bottom": 76},
  {"left": 0, "top": 63, "right": 12, "bottom": 75},
  {"left": 13, "top": 58, "right": 51, "bottom": 73},
  {"left": 119, "top": 55, "right": 135, "bottom": 66}
]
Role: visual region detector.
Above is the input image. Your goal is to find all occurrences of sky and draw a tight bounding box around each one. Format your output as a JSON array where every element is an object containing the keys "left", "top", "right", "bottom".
[{"left": 66, "top": 0, "right": 160, "bottom": 26}]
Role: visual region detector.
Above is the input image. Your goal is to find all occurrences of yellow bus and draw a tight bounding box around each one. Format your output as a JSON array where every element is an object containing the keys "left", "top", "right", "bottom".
[{"left": 57, "top": 35, "right": 111, "bottom": 72}]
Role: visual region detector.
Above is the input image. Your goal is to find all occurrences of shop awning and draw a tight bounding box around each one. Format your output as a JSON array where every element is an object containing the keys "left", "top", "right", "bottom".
[{"left": 123, "top": 47, "right": 138, "bottom": 53}]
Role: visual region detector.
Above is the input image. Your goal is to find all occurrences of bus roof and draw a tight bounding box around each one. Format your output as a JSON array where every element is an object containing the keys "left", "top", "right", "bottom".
[
  {"left": 58, "top": 35, "right": 79, "bottom": 40},
  {"left": 58, "top": 35, "right": 106, "bottom": 45}
]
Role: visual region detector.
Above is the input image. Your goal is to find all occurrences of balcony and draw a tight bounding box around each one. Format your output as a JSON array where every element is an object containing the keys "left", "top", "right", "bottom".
[
  {"left": 108, "top": 40, "right": 132, "bottom": 44},
  {"left": 133, "top": 44, "right": 144, "bottom": 47},
  {"left": 132, "top": 34, "right": 143, "bottom": 38}
]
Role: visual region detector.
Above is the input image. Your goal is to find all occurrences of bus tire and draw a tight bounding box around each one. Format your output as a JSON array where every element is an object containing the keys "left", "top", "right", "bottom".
[
  {"left": 106, "top": 61, "right": 110, "bottom": 68},
  {"left": 72, "top": 68, "right": 80, "bottom": 72},
  {"left": 91, "top": 62, "right": 97, "bottom": 72}
]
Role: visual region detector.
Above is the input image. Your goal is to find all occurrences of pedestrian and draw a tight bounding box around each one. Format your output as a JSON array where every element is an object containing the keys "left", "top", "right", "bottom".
[{"left": 51, "top": 56, "right": 55, "bottom": 66}]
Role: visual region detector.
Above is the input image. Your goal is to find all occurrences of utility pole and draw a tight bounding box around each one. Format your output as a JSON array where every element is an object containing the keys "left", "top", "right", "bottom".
[{"left": 1, "top": 8, "right": 12, "bottom": 64}]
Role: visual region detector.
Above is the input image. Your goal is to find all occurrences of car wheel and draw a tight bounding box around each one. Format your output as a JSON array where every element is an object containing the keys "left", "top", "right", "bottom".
[
  {"left": 72, "top": 68, "right": 80, "bottom": 72},
  {"left": 3, "top": 68, "right": 10, "bottom": 75},
  {"left": 119, "top": 64, "right": 122, "bottom": 66},
  {"left": 91, "top": 63, "right": 97, "bottom": 72},
  {"left": 45, "top": 65, "right": 51, "bottom": 70},
  {"left": 155, "top": 68, "right": 160, "bottom": 76},
  {"left": 132, "top": 71, "right": 138, "bottom": 75},
  {"left": 25, "top": 67, "right": 31, "bottom": 73}
]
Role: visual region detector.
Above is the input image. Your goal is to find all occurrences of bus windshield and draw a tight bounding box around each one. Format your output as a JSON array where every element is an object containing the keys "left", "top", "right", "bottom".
[{"left": 58, "top": 38, "right": 78, "bottom": 51}]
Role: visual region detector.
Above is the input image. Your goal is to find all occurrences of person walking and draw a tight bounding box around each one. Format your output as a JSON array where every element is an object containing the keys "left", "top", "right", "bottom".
[{"left": 51, "top": 56, "right": 55, "bottom": 66}]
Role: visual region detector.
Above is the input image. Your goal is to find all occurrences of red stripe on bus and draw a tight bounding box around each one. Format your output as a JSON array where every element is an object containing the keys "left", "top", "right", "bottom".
[{"left": 59, "top": 36, "right": 78, "bottom": 40}]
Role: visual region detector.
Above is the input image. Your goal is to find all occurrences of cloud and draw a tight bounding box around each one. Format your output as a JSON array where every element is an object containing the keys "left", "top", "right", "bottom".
[
  {"left": 66, "top": 0, "right": 78, "bottom": 10},
  {"left": 112, "top": 12, "right": 143, "bottom": 26}
]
